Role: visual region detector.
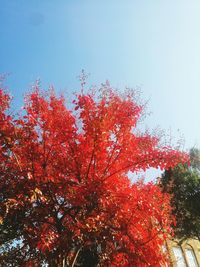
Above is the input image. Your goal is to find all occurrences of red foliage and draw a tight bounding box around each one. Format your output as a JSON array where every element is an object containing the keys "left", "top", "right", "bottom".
[{"left": 0, "top": 85, "right": 188, "bottom": 266}]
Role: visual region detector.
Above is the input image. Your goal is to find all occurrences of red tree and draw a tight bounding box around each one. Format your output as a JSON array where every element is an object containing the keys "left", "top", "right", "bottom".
[{"left": 0, "top": 82, "right": 188, "bottom": 266}]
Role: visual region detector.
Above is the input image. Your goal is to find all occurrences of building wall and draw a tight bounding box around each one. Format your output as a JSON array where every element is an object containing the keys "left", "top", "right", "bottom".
[{"left": 166, "top": 238, "right": 200, "bottom": 267}]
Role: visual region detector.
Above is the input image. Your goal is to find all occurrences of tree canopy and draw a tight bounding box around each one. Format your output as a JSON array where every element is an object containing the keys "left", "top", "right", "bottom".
[
  {"left": 0, "top": 82, "right": 188, "bottom": 266},
  {"left": 160, "top": 148, "right": 200, "bottom": 242}
]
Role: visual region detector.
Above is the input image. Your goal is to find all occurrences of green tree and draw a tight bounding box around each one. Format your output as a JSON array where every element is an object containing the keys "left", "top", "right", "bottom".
[{"left": 160, "top": 148, "right": 200, "bottom": 241}]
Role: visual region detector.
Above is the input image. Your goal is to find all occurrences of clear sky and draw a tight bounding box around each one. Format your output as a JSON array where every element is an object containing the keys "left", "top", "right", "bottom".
[{"left": 1, "top": 0, "right": 200, "bottom": 152}]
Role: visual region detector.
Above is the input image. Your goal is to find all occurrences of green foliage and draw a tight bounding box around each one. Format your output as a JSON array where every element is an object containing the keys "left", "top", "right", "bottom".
[{"left": 160, "top": 148, "right": 200, "bottom": 241}]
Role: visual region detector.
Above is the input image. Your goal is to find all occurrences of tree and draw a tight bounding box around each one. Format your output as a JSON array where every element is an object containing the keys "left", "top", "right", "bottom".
[
  {"left": 160, "top": 148, "right": 200, "bottom": 242},
  {"left": 0, "top": 82, "right": 188, "bottom": 266}
]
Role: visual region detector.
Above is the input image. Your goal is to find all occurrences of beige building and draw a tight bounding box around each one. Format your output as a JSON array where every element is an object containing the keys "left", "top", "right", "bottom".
[{"left": 166, "top": 238, "right": 200, "bottom": 267}]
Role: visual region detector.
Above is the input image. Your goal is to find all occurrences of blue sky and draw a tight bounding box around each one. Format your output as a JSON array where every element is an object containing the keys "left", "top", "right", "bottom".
[{"left": 1, "top": 0, "right": 200, "bottom": 152}]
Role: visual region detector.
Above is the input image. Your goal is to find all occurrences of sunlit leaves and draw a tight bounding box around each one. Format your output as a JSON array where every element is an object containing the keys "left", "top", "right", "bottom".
[{"left": 0, "top": 84, "right": 189, "bottom": 266}]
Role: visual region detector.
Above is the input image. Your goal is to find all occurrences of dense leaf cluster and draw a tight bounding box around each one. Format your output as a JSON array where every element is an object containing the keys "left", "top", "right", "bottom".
[
  {"left": 0, "top": 83, "right": 188, "bottom": 266},
  {"left": 160, "top": 148, "right": 200, "bottom": 242}
]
